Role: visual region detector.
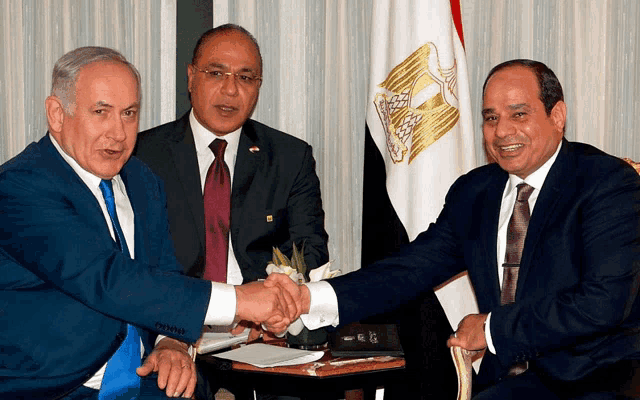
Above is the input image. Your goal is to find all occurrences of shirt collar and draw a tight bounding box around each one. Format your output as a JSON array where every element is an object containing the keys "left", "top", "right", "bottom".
[
  {"left": 504, "top": 140, "right": 563, "bottom": 195},
  {"left": 49, "top": 133, "right": 126, "bottom": 194},
  {"left": 190, "top": 109, "right": 241, "bottom": 164}
]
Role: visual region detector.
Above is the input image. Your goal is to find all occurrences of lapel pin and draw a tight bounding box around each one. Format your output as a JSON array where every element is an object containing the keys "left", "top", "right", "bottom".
[
  {"left": 266, "top": 215, "right": 273, "bottom": 222},
  {"left": 249, "top": 146, "right": 260, "bottom": 153}
]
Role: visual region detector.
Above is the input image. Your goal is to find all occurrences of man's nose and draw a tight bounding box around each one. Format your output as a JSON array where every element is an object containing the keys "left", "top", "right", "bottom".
[
  {"left": 494, "top": 118, "right": 514, "bottom": 138},
  {"left": 220, "top": 73, "right": 239, "bottom": 96},
  {"left": 106, "top": 116, "right": 127, "bottom": 141}
]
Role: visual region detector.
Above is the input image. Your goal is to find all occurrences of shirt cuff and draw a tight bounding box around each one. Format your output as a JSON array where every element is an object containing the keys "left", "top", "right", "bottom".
[
  {"left": 300, "top": 281, "right": 340, "bottom": 330},
  {"left": 204, "top": 282, "right": 236, "bottom": 326},
  {"left": 155, "top": 334, "right": 167, "bottom": 346},
  {"left": 485, "top": 312, "right": 496, "bottom": 354}
]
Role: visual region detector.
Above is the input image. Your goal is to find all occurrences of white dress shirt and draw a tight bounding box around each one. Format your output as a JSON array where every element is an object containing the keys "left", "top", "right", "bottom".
[{"left": 50, "top": 134, "right": 237, "bottom": 389}]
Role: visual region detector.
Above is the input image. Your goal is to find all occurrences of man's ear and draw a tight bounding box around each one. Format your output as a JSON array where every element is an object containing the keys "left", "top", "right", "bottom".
[
  {"left": 186, "top": 64, "right": 195, "bottom": 94},
  {"left": 45, "top": 96, "right": 65, "bottom": 133},
  {"left": 550, "top": 100, "right": 567, "bottom": 134}
]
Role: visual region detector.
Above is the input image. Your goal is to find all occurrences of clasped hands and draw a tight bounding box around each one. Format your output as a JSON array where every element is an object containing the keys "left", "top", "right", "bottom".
[{"left": 232, "top": 273, "right": 311, "bottom": 340}]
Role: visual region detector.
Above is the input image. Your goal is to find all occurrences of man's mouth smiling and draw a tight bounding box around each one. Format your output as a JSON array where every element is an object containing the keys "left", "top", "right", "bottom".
[{"left": 500, "top": 143, "right": 524, "bottom": 152}]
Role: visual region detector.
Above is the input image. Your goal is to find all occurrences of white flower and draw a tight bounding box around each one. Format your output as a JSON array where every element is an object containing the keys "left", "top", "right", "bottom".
[
  {"left": 309, "top": 262, "right": 340, "bottom": 281},
  {"left": 266, "top": 263, "right": 305, "bottom": 284}
]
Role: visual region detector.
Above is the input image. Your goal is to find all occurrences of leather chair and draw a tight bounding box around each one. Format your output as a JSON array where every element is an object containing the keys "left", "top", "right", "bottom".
[{"left": 450, "top": 157, "right": 640, "bottom": 400}]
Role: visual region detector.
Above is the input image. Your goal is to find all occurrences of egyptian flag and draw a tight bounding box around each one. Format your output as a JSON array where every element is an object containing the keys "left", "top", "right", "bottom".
[{"left": 361, "top": 0, "right": 479, "bottom": 396}]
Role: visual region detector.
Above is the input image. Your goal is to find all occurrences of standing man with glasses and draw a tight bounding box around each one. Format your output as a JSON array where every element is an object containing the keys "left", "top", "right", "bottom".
[{"left": 134, "top": 24, "right": 329, "bottom": 398}]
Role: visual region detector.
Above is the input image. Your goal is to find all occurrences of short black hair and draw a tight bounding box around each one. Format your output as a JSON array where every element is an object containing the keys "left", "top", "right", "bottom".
[
  {"left": 191, "top": 23, "right": 262, "bottom": 74},
  {"left": 482, "top": 59, "right": 563, "bottom": 116}
]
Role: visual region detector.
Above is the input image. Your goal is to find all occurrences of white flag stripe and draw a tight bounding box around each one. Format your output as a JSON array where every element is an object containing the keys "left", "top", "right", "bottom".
[
  {"left": 365, "top": 0, "right": 480, "bottom": 365},
  {"left": 365, "top": 0, "right": 476, "bottom": 241}
]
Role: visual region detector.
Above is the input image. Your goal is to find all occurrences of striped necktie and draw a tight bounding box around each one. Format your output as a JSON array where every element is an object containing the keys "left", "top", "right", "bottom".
[{"left": 501, "top": 183, "right": 534, "bottom": 376}]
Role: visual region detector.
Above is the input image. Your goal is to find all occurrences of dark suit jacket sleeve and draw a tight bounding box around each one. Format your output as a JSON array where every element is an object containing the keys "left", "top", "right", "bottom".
[
  {"left": 0, "top": 157, "right": 211, "bottom": 344},
  {"left": 327, "top": 173, "right": 470, "bottom": 325},
  {"left": 490, "top": 157, "right": 640, "bottom": 369},
  {"left": 284, "top": 143, "right": 329, "bottom": 270}
]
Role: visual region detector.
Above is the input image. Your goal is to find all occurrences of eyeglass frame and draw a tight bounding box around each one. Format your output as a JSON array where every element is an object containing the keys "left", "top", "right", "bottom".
[{"left": 191, "top": 65, "right": 262, "bottom": 86}]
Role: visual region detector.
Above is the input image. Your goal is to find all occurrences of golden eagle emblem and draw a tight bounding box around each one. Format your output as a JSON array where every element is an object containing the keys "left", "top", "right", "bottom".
[{"left": 374, "top": 42, "right": 460, "bottom": 164}]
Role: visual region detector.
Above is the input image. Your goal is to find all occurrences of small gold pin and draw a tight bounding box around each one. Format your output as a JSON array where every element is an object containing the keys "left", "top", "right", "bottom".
[
  {"left": 249, "top": 146, "right": 260, "bottom": 153},
  {"left": 266, "top": 215, "right": 273, "bottom": 222}
]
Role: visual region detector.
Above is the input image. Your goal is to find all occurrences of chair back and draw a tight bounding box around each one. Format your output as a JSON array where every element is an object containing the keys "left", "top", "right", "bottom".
[{"left": 623, "top": 158, "right": 640, "bottom": 175}]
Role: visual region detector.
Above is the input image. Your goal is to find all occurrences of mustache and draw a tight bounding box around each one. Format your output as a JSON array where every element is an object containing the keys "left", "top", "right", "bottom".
[{"left": 490, "top": 136, "right": 526, "bottom": 147}]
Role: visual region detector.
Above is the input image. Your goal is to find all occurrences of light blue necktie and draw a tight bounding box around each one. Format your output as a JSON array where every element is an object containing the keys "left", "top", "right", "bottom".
[{"left": 98, "top": 179, "right": 141, "bottom": 400}]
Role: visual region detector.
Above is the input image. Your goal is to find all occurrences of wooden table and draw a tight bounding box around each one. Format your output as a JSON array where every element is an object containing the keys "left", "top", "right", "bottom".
[{"left": 197, "top": 338, "right": 405, "bottom": 400}]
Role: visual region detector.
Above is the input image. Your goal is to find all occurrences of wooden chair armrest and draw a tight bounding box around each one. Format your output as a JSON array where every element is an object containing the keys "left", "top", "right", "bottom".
[{"left": 451, "top": 346, "right": 477, "bottom": 400}]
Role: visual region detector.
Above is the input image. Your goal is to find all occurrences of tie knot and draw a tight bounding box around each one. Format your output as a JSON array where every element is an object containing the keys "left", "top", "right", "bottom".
[
  {"left": 210, "top": 139, "right": 227, "bottom": 159},
  {"left": 516, "top": 183, "right": 534, "bottom": 203},
  {"left": 99, "top": 179, "right": 115, "bottom": 201}
]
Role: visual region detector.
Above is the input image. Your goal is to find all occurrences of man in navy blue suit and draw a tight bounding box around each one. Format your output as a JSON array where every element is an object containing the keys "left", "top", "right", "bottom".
[
  {"left": 0, "top": 46, "right": 296, "bottom": 400},
  {"left": 269, "top": 60, "right": 640, "bottom": 399}
]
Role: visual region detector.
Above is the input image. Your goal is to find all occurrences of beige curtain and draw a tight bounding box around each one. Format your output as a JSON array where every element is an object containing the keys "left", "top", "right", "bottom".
[
  {"left": 211, "top": 0, "right": 372, "bottom": 273},
  {"left": 462, "top": 0, "right": 640, "bottom": 164},
  {"left": 0, "top": 0, "right": 176, "bottom": 163},
  {"left": 2, "top": 0, "right": 639, "bottom": 273}
]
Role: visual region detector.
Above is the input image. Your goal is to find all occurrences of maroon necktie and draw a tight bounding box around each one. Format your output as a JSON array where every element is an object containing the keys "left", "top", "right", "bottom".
[
  {"left": 501, "top": 183, "right": 534, "bottom": 375},
  {"left": 203, "top": 139, "right": 231, "bottom": 283}
]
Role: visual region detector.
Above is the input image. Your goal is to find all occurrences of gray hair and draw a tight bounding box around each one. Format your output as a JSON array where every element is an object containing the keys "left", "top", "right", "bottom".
[{"left": 51, "top": 46, "right": 141, "bottom": 114}]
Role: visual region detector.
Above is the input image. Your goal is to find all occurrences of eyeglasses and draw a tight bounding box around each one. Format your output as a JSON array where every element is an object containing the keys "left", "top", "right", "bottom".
[{"left": 192, "top": 65, "right": 262, "bottom": 87}]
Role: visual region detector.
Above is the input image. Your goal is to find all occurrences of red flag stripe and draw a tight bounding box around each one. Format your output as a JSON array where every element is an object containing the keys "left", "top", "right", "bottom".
[{"left": 449, "top": 0, "right": 465, "bottom": 49}]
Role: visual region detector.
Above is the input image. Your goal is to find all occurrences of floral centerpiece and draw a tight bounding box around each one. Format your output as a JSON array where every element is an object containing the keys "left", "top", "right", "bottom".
[{"left": 266, "top": 243, "right": 339, "bottom": 348}]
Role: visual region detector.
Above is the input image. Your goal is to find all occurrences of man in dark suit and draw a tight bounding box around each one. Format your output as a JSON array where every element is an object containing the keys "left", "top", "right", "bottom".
[
  {"left": 134, "top": 24, "right": 327, "bottom": 400},
  {"left": 269, "top": 59, "right": 640, "bottom": 399},
  {"left": 134, "top": 24, "right": 329, "bottom": 287},
  {"left": 0, "top": 46, "right": 295, "bottom": 400}
]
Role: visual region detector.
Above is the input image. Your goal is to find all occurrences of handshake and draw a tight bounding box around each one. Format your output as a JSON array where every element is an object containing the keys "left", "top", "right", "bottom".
[{"left": 233, "top": 273, "right": 313, "bottom": 336}]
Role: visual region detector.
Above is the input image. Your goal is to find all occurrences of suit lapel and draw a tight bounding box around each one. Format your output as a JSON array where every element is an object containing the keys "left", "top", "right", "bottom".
[
  {"left": 516, "top": 140, "right": 571, "bottom": 300},
  {"left": 231, "top": 121, "right": 262, "bottom": 217},
  {"left": 120, "top": 162, "right": 146, "bottom": 264},
  {"left": 168, "top": 115, "right": 206, "bottom": 248},
  {"left": 43, "top": 134, "right": 118, "bottom": 243}
]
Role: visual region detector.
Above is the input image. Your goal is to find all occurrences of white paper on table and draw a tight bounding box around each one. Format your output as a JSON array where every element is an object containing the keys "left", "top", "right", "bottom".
[
  {"left": 196, "top": 329, "right": 250, "bottom": 354},
  {"left": 213, "top": 343, "right": 324, "bottom": 368}
]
